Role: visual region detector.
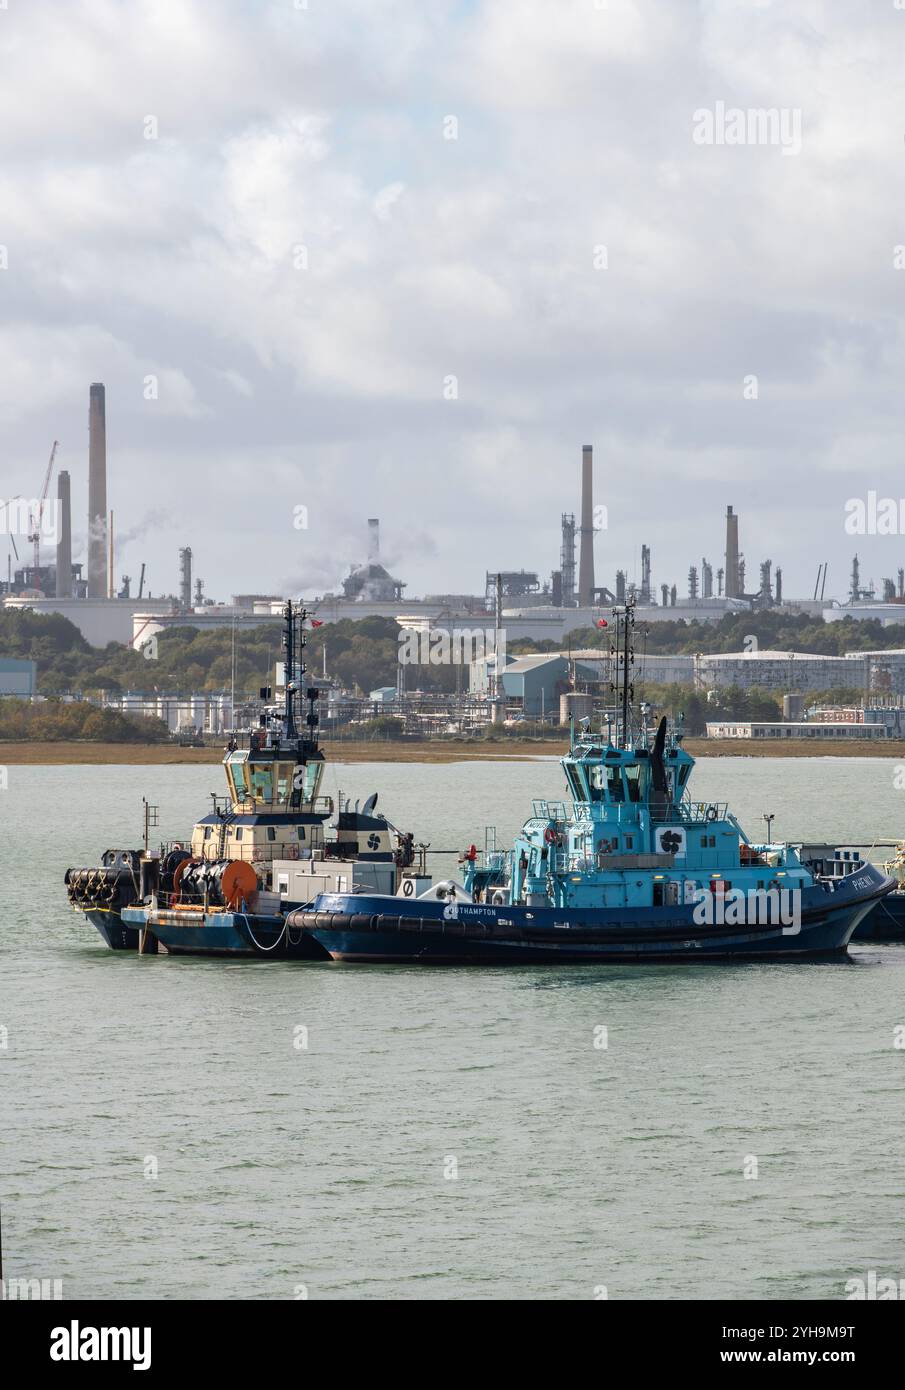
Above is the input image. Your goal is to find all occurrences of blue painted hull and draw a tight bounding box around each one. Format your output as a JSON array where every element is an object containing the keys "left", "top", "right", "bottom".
[
  {"left": 86, "top": 909, "right": 139, "bottom": 951},
  {"left": 120, "top": 908, "right": 330, "bottom": 960},
  {"left": 853, "top": 890, "right": 905, "bottom": 941},
  {"left": 295, "top": 868, "right": 895, "bottom": 965}
]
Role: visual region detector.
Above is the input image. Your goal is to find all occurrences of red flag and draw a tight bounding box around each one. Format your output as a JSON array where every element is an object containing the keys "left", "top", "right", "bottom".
[
  {"left": 596, "top": 618, "right": 608, "bottom": 628},
  {"left": 311, "top": 620, "right": 324, "bottom": 628}
]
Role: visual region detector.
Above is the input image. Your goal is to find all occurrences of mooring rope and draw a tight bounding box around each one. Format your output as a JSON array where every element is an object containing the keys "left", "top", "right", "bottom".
[{"left": 239, "top": 912, "right": 288, "bottom": 953}]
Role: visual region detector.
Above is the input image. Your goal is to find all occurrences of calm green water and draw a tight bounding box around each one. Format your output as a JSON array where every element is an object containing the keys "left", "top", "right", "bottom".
[{"left": 2, "top": 756, "right": 904, "bottom": 1301}]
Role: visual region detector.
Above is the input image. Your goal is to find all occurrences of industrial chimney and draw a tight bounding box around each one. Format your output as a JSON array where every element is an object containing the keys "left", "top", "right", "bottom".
[
  {"left": 55, "top": 470, "right": 72, "bottom": 598},
  {"left": 640, "top": 544, "right": 651, "bottom": 604},
  {"left": 179, "top": 547, "right": 193, "bottom": 612},
  {"left": 702, "top": 557, "right": 713, "bottom": 599},
  {"left": 724, "top": 505, "right": 739, "bottom": 599},
  {"left": 577, "top": 444, "right": 595, "bottom": 605},
  {"left": 87, "top": 383, "right": 107, "bottom": 598}
]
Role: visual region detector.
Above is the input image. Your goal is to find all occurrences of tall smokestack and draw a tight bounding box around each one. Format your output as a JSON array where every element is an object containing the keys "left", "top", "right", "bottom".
[
  {"left": 179, "top": 546, "right": 193, "bottom": 611},
  {"left": 368, "top": 518, "right": 379, "bottom": 564},
  {"left": 724, "top": 505, "right": 739, "bottom": 599},
  {"left": 55, "top": 470, "right": 72, "bottom": 598},
  {"left": 87, "top": 383, "right": 107, "bottom": 598},
  {"left": 577, "top": 444, "right": 595, "bottom": 605}
]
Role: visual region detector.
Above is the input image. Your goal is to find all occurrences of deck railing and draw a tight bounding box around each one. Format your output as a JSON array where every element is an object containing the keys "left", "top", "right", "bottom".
[
  {"left": 649, "top": 800, "right": 729, "bottom": 825},
  {"left": 531, "top": 797, "right": 728, "bottom": 826}
]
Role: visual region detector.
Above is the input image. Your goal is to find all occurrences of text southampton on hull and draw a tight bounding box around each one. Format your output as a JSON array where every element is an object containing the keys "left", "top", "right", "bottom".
[
  {"left": 65, "top": 601, "right": 430, "bottom": 957},
  {"left": 292, "top": 602, "right": 896, "bottom": 964}
]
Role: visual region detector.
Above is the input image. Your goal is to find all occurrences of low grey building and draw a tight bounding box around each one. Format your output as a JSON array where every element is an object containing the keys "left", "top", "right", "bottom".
[
  {"left": 706, "top": 719, "right": 886, "bottom": 740},
  {"left": 696, "top": 650, "right": 868, "bottom": 694},
  {"left": 0, "top": 657, "right": 37, "bottom": 697}
]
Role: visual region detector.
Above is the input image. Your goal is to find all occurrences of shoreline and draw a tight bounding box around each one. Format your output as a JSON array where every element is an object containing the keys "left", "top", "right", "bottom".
[{"left": 2, "top": 737, "right": 905, "bottom": 765}]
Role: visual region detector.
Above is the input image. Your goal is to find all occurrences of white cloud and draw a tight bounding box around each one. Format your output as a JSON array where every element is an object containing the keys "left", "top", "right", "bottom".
[{"left": 373, "top": 181, "right": 406, "bottom": 223}]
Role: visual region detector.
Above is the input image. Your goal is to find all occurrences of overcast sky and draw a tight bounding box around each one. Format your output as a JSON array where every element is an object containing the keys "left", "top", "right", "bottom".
[{"left": 1, "top": 0, "right": 904, "bottom": 607}]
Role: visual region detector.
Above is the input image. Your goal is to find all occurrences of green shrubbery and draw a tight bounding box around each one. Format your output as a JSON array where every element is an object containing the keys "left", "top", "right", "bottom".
[
  {"left": 0, "top": 698, "right": 170, "bottom": 743},
  {"left": 512, "top": 611, "right": 905, "bottom": 658},
  {"left": 0, "top": 610, "right": 461, "bottom": 698}
]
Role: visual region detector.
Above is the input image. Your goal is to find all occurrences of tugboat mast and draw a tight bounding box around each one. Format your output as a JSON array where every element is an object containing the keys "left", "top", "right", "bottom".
[
  {"left": 282, "top": 599, "right": 299, "bottom": 743},
  {"left": 277, "top": 599, "right": 322, "bottom": 762},
  {"left": 610, "top": 597, "right": 635, "bottom": 748}
]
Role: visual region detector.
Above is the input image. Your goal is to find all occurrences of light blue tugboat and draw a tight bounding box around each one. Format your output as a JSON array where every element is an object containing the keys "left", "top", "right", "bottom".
[{"left": 293, "top": 603, "right": 895, "bottom": 965}]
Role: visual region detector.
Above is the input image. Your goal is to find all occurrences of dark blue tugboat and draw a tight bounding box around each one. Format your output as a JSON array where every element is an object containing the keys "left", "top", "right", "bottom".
[
  {"left": 291, "top": 602, "right": 895, "bottom": 965},
  {"left": 66, "top": 601, "right": 428, "bottom": 957}
]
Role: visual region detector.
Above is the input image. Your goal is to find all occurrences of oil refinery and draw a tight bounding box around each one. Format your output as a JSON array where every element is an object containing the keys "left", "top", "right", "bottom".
[{"left": 5, "top": 383, "right": 905, "bottom": 653}]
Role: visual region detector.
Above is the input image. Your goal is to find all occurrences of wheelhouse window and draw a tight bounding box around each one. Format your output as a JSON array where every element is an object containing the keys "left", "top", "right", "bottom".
[
  {"left": 625, "top": 764, "right": 648, "bottom": 803},
  {"left": 565, "top": 765, "right": 586, "bottom": 800},
  {"left": 249, "top": 766, "right": 273, "bottom": 802},
  {"left": 228, "top": 757, "right": 249, "bottom": 802},
  {"left": 587, "top": 763, "right": 625, "bottom": 802},
  {"left": 607, "top": 766, "right": 625, "bottom": 802},
  {"left": 299, "top": 762, "right": 322, "bottom": 803}
]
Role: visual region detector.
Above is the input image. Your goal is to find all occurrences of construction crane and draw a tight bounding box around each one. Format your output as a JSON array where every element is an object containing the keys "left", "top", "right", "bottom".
[
  {"left": 28, "top": 440, "right": 59, "bottom": 572},
  {"left": 0, "top": 495, "right": 22, "bottom": 561}
]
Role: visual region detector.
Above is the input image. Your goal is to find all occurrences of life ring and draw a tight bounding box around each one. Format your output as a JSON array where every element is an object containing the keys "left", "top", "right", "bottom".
[
  {"left": 544, "top": 826, "right": 557, "bottom": 845},
  {"left": 706, "top": 806, "right": 718, "bottom": 822},
  {"left": 401, "top": 878, "right": 415, "bottom": 897}
]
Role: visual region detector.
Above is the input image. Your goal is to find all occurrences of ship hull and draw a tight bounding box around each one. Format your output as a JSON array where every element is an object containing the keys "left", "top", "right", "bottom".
[
  {"left": 294, "top": 868, "right": 895, "bottom": 965},
  {"left": 852, "top": 890, "right": 905, "bottom": 941},
  {"left": 120, "top": 908, "right": 331, "bottom": 960},
  {"left": 85, "top": 909, "right": 139, "bottom": 951}
]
